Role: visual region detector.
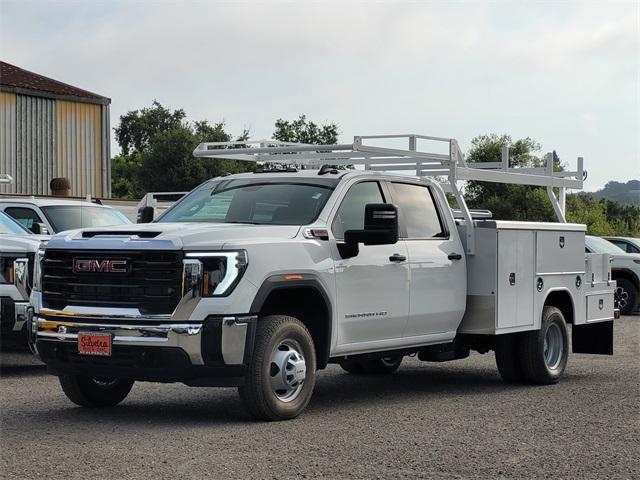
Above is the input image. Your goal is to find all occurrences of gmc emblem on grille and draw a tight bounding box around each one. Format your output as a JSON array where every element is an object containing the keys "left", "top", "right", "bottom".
[{"left": 73, "top": 258, "right": 129, "bottom": 274}]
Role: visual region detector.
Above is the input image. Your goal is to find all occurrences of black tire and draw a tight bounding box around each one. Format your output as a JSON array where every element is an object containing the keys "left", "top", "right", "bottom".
[
  {"left": 238, "top": 315, "right": 316, "bottom": 421},
  {"left": 494, "top": 334, "right": 525, "bottom": 383},
  {"left": 339, "top": 359, "right": 364, "bottom": 374},
  {"left": 58, "top": 375, "right": 134, "bottom": 407},
  {"left": 519, "top": 306, "right": 569, "bottom": 385},
  {"left": 361, "top": 355, "right": 403, "bottom": 374},
  {"left": 615, "top": 277, "right": 638, "bottom": 315}
]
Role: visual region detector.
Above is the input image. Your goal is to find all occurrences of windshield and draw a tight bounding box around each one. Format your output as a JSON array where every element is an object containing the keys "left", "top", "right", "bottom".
[
  {"left": 585, "top": 236, "right": 626, "bottom": 255},
  {"left": 42, "top": 206, "right": 131, "bottom": 232},
  {"left": 158, "top": 178, "right": 338, "bottom": 225},
  {"left": 0, "top": 211, "right": 30, "bottom": 235}
]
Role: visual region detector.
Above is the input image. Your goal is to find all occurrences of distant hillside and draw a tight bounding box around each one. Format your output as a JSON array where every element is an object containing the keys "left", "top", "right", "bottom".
[{"left": 591, "top": 180, "right": 640, "bottom": 206}]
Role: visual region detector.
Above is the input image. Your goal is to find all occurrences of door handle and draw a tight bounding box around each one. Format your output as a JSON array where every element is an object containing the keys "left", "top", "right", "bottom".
[
  {"left": 448, "top": 253, "right": 463, "bottom": 260},
  {"left": 389, "top": 254, "right": 406, "bottom": 263}
]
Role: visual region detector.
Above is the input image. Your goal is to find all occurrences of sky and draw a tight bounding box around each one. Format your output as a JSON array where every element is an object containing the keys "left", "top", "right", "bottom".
[{"left": 0, "top": 0, "right": 638, "bottom": 191}]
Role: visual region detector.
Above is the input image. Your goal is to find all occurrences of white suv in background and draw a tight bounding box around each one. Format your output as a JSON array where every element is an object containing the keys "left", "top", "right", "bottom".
[
  {"left": 0, "top": 198, "right": 131, "bottom": 234},
  {"left": 586, "top": 235, "right": 640, "bottom": 315},
  {"left": 604, "top": 236, "right": 640, "bottom": 254}
]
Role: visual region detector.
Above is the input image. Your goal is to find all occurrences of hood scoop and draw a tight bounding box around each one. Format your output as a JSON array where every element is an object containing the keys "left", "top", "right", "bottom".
[{"left": 82, "top": 230, "right": 161, "bottom": 239}]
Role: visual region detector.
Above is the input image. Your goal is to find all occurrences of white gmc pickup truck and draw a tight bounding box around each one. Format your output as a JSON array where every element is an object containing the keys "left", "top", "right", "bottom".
[{"left": 28, "top": 135, "right": 618, "bottom": 421}]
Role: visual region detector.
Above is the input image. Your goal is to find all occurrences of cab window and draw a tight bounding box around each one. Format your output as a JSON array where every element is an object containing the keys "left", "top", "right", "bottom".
[
  {"left": 390, "top": 182, "right": 446, "bottom": 239},
  {"left": 332, "top": 181, "right": 384, "bottom": 239},
  {"left": 4, "top": 207, "right": 44, "bottom": 233}
]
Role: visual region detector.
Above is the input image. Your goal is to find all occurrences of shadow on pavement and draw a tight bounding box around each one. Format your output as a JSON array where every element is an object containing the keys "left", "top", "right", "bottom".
[{"left": 11, "top": 365, "right": 522, "bottom": 427}]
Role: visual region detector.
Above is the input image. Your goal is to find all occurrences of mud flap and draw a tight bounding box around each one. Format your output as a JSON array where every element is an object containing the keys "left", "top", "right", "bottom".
[{"left": 572, "top": 321, "right": 613, "bottom": 355}]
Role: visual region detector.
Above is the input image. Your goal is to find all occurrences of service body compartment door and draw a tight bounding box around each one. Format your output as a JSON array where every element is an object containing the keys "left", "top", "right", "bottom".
[
  {"left": 536, "top": 231, "right": 584, "bottom": 274},
  {"left": 496, "top": 230, "right": 535, "bottom": 329}
]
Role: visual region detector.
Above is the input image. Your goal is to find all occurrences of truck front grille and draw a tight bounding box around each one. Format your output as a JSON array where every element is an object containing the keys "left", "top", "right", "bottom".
[{"left": 42, "top": 250, "right": 183, "bottom": 315}]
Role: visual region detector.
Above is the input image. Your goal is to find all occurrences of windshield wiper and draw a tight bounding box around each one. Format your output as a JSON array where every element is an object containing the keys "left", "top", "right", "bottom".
[{"left": 224, "top": 221, "right": 262, "bottom": 225}]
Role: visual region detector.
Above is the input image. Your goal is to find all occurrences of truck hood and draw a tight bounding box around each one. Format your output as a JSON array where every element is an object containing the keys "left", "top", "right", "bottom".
[
  {"left": 46, "top": 222, "right": 301, "bottom": 251},
  {"left": 0, "top": 234, "right": 45, "bottom": 254}
]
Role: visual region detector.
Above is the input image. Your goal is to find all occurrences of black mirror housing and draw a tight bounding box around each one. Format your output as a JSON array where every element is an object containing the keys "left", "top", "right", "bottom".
[
  {"left": 32, "top": 222, "right": 49, "bottom": 235},
  {"left": 138, "top": 206, "right": 155, "bottom": 224},
  {"left": 344, "top": 203, "right": 399, "bottom": 246}
]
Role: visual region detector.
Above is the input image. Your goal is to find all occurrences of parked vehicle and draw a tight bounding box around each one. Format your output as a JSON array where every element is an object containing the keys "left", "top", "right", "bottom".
[
  {"left": 0, "top": 211, "right": 44, "bottom": 340},
  {"left": 604, "top": 236, "right": 640, "bottom": 254},
  {"left": 27, "top": 135, "right": 617, "bottom": 420},
  {"left": 586, "top": 235, "right": 639, "bottom": 315},
  {"left": 0, "top": 197, "right": 130, "bottom": 234}
]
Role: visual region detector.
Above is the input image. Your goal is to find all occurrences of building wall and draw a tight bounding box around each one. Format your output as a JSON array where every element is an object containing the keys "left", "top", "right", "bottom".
[
  {"left": 0, "top": 91, "right": 17, "bottom": 188},
  {"left": 0, "top": 91, "right": 110, "bottom": 197}
]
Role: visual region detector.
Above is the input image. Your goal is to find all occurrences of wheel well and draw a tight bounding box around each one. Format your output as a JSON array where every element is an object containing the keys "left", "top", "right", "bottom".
[
  {"left": 612, "top": 269, "right": 639, "bottom": 289},
  {"left": 545, "top": 290, "right": 575, "bottom": 324},
  {"left": 258, "top": 287, "right": 331, "bottom": 369}
]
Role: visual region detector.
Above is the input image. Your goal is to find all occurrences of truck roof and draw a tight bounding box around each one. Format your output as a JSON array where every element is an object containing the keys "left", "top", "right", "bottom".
[{"left": 0, "top": 197, "right": 116, "bottom": 208}]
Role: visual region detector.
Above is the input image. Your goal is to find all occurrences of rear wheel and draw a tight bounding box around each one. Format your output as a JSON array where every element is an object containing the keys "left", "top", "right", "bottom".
[
  {"left": 615, "top": 277, "right": 637, "bottom": 315},
  {"left": 339, "top": 359, "right": 364, "bottom": 374},
  {"left": 59, "top": 375, "right": 134, "bottom": 407},
  {"left": 362, "top": 356, "right": 403, "bottom": 374},
  {"left": 238, "top": 315, "right": 316, "bottom": 421},
  {"left": 340, "top": 356, "right": 403, "bottom": 375},
  {"left": 519, "top": 306, "right": 569, "bottom": 385}
]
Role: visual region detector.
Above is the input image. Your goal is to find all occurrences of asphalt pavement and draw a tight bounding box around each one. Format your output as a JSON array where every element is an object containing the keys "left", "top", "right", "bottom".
[{"left": 1, "top": 316, "right": 638, "bottom": 480}]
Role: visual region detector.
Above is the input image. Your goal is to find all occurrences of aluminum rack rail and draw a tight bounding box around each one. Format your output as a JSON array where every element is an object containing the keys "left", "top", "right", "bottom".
[{"left": 193, "top": 135, "right": 586, "bottom": 255}]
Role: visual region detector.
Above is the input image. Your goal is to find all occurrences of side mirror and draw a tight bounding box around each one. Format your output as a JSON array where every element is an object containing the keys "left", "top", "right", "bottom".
[
  {"left": 138, "top": 206, "right": 155, "bottom": 223},
  {"left": 32, "top": 223, "right": 49, "bottom": 235},
  {"left": 344, "top": 203, "right": 399, "bottom": 246}
]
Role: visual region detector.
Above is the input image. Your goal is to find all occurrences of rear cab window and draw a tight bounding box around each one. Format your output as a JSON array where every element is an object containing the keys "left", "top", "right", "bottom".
[{"left": 388, "top": 182, "right": 446, "bottom": 239}]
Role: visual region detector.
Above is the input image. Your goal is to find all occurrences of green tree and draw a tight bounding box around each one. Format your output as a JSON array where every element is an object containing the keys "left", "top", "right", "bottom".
[
  {"left": 137, "top": 121, "right": 251, "bottom": 193},
  {"left": 111, "top": 152, "right": 144, "bottom": 199},
  {"left": 464, "top": 134, "right": 556, "bottom": 221},
  {"left": 111, "top": 102, "right": 251, "bottom": 197},
  {"left": 273, "top": 115, "right": 339, "bottom": 144},
  {"left": 115, "top": 101, "right": 186, "bottom": 155}
]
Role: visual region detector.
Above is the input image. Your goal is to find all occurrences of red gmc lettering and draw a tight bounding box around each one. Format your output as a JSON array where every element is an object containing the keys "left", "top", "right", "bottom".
[{"left": 73, "top": 259, "right": 128, "bottom": 273}]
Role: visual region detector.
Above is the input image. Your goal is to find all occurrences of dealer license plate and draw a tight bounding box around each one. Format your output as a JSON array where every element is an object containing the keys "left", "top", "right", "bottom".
[{"left": 77, "top": 332, "right": 112, "bottom": 356}]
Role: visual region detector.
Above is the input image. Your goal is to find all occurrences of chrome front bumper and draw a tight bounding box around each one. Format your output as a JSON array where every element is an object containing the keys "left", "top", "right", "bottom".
[{"left": 30, "top": 314, "right": 257, "bottom": 366}]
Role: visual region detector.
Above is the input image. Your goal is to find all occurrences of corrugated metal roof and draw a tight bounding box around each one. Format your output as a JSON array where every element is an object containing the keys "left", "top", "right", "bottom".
[{"left": 0, "top": 61, "right": 110, "bottom": 103}]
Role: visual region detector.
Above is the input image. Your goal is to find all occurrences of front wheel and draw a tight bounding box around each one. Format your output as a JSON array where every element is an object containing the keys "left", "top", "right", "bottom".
[
  {"left": 59, "top": 375, "right": 134, "bottom": 407},
  {"left": 238, "top": 315, "right": 316, "bottom": 421},
  {"left": 519, "top": 306, "right": 569, "bottom": 385}
]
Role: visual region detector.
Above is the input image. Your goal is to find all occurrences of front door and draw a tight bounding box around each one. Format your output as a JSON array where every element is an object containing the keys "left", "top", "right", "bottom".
[{"left": 331, "top": 180, "right": 410, "bottom": 347}]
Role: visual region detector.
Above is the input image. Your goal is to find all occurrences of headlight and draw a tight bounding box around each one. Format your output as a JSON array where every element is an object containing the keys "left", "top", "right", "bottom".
[
  {"left": 183, "top": 250, "right": 248, "bottom": 297},
  {"left": 32, "top": 249, "right": 45, "bottom": 292},
  {"left": 0, "top": 255, "right": 17, "bottom": 284}
]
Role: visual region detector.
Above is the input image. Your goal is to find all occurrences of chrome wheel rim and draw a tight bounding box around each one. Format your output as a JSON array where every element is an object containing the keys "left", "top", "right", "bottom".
[
  {"left": 380, "top": 356, "right": 400, "bottom": 367},
  {"left": 93, "top": 377, "right": 118, "bottom": 388},
  {"left": 543, "top": 323, "right": 563, "bottom": 370},
  {"left": 269, "top": 339, "right": 306, "bottom": 403},
  {"left": 615, "top": 286, "right": 629, "bottom": 310}
]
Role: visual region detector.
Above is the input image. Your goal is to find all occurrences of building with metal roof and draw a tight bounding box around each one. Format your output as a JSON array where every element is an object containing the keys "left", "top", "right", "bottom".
[{"left": 0, "top": 61, "right": 111, "bottom": 197}]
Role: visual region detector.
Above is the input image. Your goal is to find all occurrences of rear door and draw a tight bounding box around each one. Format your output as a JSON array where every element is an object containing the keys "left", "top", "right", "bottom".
[
  {"left": 331, "top": 180, "right": 410, "bottom": 347},
  {"left": 387, "top": 181, "right": 466, "bottom": 338}
]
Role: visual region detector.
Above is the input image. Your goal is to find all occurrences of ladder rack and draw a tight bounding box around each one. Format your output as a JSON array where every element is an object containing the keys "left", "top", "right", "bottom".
[{"left": 193, "top": 134, "right": 585, "bottom": 255}]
